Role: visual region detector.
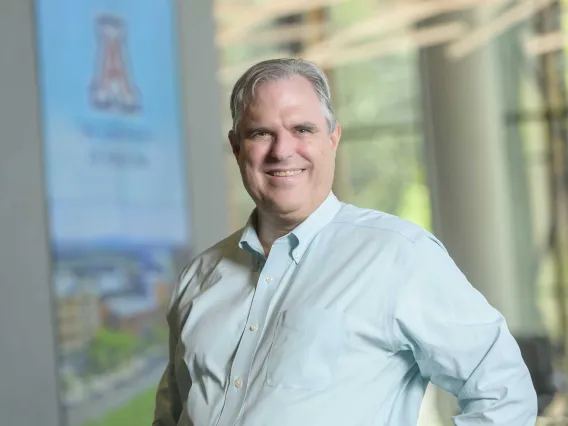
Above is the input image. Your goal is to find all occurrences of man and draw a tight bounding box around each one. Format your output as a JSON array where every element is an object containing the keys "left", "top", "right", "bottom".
[{"left": 154, "top": 58, "right": 537, "bottom": 426}]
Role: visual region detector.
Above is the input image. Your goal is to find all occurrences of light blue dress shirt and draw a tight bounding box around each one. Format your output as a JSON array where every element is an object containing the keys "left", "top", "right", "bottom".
[{"left": 154, "top": 192, "right": 537, "bottom": 426}]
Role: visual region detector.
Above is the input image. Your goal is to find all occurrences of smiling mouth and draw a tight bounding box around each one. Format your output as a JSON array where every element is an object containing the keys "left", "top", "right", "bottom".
[{"left": 267, "top": 169, "right": 305, "bottom": 177}]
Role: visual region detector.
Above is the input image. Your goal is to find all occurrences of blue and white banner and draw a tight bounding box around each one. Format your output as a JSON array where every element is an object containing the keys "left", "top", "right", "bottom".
[
  {"left": 35, "top": 1, "right": 189, "bottom": 423},
  {"left": 36, "top": 0, "right": 189, "bottom": 249}
]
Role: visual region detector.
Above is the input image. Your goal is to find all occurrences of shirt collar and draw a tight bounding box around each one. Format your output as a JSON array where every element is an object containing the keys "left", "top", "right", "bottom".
[
  {"left": 239, "top": 192, "right": 342, "bottom": 263},
  {"left": 239, "top": 211, "right": 264, "bottom": 256}
]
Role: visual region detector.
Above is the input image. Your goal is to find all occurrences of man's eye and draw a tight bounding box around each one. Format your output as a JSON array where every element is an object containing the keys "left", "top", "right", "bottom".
[{"left": 297, "top": 127, "right": 311, "bottom": 134}]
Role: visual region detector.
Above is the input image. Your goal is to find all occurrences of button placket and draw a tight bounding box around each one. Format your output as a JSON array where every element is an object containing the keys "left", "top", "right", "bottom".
[{"left": 215, "top": 243, "right": 291, "bottom": 426}]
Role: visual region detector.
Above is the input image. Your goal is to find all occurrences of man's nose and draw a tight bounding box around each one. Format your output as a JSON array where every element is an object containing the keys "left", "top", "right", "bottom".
[{"left": 269, "top": 131, "right": 296, "bottom": 160}]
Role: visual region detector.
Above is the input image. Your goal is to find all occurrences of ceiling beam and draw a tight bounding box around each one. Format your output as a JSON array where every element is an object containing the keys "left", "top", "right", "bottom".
[
  {"left": 218, "top": 21, "right": 468, "bottom": 84},
  {"left": 446, "top": 0, "right": 556, "bottom": 59},
  {"left": 216, "top": 0, "right": 346, "bottom": 46},
  {"left": 307, "top": 21, "right": 469, "bottom": 68},
  {"left": 216, "top": 21, "right": 326, "bottom": 48},
  {"left": 525, "top": 30, "right": 566, "bottom": 56},
  {"left": 302, "top": 0, "right": 511, "bottom": 59},
  {"left": 216, "top": 0, "right": 561, "bottom": 79}
]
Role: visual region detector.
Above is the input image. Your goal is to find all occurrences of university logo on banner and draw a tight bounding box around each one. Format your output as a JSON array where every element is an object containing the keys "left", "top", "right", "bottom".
[{"left": 89, "top": 14, "right": 141, "bottom": 114}]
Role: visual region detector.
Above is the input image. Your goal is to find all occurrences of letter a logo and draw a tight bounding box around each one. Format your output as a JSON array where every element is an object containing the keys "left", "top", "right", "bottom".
[{"left": 90, "top": 14, "right": 141, "bottom": 114}]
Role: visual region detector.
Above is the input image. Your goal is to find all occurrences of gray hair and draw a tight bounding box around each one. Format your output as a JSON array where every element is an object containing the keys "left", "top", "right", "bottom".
[{"left": 229, "top": 58, "right": 336, "bottom": 136}]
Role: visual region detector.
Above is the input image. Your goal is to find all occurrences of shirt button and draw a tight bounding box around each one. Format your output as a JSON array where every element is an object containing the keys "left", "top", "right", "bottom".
[
  {"left": 249, "top": 324, "right": 258, "bottom": 332},
  {"left": 234, "top": 378, "right": 243, "bottom": 388},
  {"left": 265, "top": 276, "right": 273, "bottom": 283}
]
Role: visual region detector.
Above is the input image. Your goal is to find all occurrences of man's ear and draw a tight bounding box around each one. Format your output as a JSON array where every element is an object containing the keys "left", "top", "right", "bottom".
[
  {"left": 330, "top": 123, "right": 341, "bottom": 151},
  {"left": 228, "top": 130, "right": 240, "bottom": 157}
]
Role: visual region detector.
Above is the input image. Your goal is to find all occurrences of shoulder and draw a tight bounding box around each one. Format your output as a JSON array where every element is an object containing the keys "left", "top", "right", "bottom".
[
  {"left": 331, "top": 203, "right": 446, "bottom": 252},
  {"left": 170, "top": 229, "right": 244, "bottom": 309},
  {"left": 184, "top": 229, "right": 243, "bottom": 275}
]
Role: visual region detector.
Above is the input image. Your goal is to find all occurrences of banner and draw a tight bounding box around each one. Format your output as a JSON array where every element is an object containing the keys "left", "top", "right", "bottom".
[{"left": 35, "top": 1, "right": 189, "bottom": 424}]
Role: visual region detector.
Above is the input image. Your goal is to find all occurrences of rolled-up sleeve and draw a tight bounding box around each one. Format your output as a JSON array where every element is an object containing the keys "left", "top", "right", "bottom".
[{"left": 390, "top": 235, "right": 538, "bottom": 425}]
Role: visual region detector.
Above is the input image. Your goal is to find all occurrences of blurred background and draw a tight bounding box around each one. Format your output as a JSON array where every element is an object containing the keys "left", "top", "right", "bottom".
[{"left": 2, "top": 0, "right": 568, "bottom": 425}]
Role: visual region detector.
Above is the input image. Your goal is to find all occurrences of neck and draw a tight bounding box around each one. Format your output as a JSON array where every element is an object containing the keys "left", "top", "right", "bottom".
[
  {"left": 255, "top": 210, "right": 303, "bottom": 256},
  {"left": 254, "top": 191, "right": 332, "bottom": 255}
]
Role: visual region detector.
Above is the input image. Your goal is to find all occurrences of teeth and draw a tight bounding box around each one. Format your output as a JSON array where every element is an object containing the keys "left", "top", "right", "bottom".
[{"left": 271, "top": 170, "right": 303, "bottom": 177}]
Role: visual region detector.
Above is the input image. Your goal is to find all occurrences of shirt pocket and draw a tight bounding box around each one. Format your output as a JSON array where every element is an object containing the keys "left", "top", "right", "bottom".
[{"left": 265, "top": 307, "right": 345, "bottom": 391}]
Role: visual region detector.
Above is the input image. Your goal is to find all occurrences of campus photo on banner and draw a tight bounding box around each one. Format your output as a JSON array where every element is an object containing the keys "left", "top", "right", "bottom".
[{"left": 35, "top": 1, "right": 189, "bottom": 424}]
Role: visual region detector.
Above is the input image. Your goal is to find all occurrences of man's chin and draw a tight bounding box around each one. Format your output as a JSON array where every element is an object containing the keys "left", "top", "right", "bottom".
[{"left": 262, "top": 196, "right": 306, "bottom": 217}]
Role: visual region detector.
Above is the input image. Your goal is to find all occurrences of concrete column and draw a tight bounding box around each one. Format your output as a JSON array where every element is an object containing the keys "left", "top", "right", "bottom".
[
  {"left": 418, "top": 10, "right": 535, "bottom": 333},
  {"left": 417, "top": 9, "right": 547, "bottom": 423},
  {"left": 0, "top": 1, "right": 62, "bottom": 425},
  {"left": 177, "top": 0, "right": 229, "bottom": 255}
]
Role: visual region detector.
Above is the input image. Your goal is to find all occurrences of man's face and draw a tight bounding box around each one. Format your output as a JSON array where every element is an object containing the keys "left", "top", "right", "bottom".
[{"left": 229, "top": 75, "right": 341, "bottom": 222}]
